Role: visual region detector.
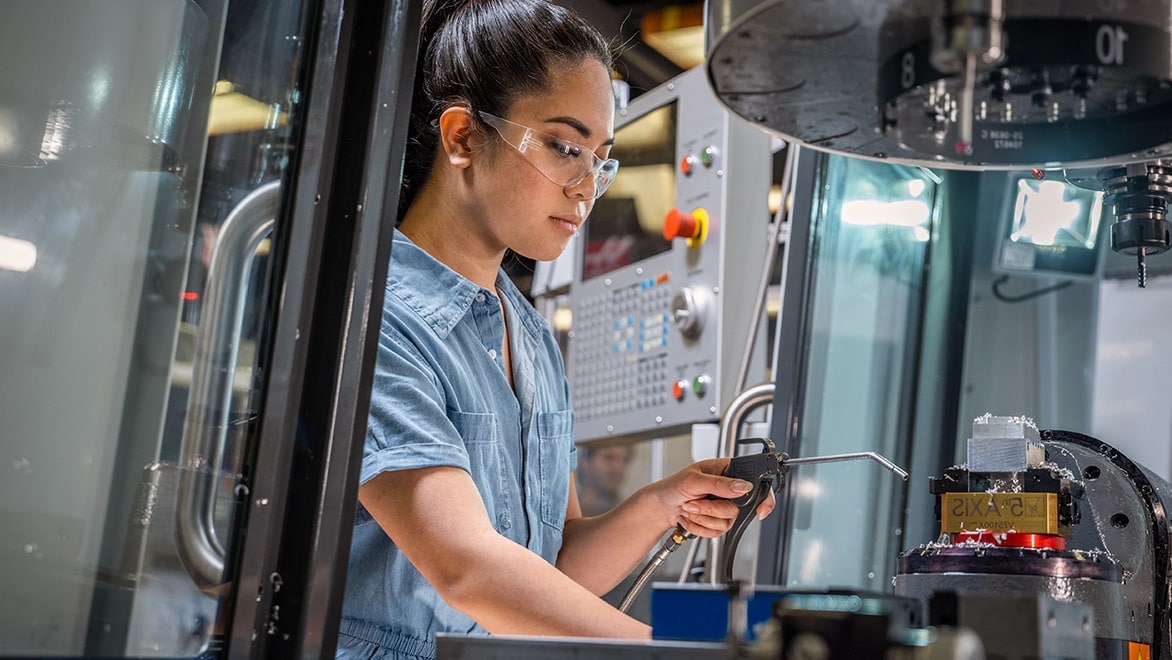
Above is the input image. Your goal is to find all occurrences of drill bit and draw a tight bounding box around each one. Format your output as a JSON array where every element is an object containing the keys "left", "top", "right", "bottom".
[
  {"left": 1138, "top": 249, "right": 1148, "bottom": 288},
  {"left": 955, "top": 52, "right": 976, "bottom": 157}
]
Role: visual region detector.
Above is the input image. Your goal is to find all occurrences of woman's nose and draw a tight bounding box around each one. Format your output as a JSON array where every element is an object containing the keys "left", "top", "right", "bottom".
[{"left": 563, "top": 171, "right": 596, "bottom": 200}]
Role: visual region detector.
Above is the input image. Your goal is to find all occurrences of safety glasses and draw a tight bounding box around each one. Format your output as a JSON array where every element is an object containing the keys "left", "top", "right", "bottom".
[{"left": 477, "top": 110, "right": 619, "bottom": 199}]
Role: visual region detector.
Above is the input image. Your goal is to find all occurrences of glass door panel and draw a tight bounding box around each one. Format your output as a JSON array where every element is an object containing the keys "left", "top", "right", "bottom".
[
  {"left": 0, "top": 0, "right": 311, "bottom": 655},
  {"left": 782, "top": 154, "right": 938, "bottom": 591}
]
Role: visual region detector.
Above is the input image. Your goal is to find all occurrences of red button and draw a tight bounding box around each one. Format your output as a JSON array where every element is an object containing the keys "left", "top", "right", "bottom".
[
  {"left": 679, "top": 155, "right": 695, "bottom": 176},
  {"left": 663, "top": 208, "right": 699, "bottom": 241},
  {"left": 671, "top": 380, "right": 687, "bottom": 401}
]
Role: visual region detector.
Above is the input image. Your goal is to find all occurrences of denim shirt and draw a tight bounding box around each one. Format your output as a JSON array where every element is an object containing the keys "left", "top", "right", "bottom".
[{"left": 337, "top": 230, "right": 576, "bottom": 660}]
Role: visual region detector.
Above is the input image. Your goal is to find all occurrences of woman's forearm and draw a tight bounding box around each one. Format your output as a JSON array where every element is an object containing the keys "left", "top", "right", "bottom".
[
  {"left": 556, "top": 486, "right": 673, "bottom": 595},
  {"left": 445, "top": 528, "right": 651, "bottom": 637}
]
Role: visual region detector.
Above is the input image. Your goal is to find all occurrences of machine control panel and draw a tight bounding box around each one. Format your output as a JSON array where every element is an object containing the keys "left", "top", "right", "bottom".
[
  {"left": 567, "top": 67, "right": 773, "bottom": 441},
  {"left": 573, "top": 275, "right": 675, "bottom": 421}
]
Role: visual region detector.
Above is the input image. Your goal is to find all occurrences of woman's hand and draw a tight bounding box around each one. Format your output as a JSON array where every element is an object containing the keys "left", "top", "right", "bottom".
[{"left": 649, "top": 458, "right": 776, "bottom": 537}]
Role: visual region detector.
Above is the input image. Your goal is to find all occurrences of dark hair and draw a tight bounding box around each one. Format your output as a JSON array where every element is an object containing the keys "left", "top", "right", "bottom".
[{"left": 399, "top": 0, "right": 614, "bottom": 221}]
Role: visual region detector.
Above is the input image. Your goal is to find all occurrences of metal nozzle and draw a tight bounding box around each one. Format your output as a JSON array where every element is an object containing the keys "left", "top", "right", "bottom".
[{"left": 783, "top": 451, "right": 909, "bottom": 481}]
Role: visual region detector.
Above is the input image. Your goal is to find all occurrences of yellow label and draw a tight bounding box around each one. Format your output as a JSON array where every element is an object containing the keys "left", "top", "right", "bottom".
[{"left": 940, "top": 492, "right": 1059, "bottom": 534}]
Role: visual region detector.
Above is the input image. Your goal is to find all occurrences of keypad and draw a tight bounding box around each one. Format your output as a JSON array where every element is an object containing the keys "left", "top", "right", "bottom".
[{"left": 573, "top": 277, "right": 674, "bottom": 422}]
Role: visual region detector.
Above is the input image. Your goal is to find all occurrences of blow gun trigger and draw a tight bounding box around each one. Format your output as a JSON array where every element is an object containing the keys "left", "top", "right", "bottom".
[{"left": 723, "top": 437, "right": 785, "bottom": 504}]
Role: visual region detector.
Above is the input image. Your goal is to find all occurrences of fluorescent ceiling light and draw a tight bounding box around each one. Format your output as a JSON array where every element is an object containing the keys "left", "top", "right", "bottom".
[
  {"left": 640, "top": 4, "right": 705, "bottom": 70},
  {"left": 1010, "top": 178, "right": 1101, "bottom": 248},
  {"left": 0, "top": 235, "right": 37, "bottom": 272},
  {"left": 208, "top": 80, "right": 288, "bottom": 135},
  {"left": 840, "top": 199, "right": 932, "bottom": 227},
  {"left": 642, "top": 25, "right": 704, "bottom": 69}
]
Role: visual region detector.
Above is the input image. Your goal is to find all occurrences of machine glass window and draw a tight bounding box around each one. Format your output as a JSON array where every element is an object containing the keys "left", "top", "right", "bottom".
[
  {"left": 582, "top": 102, "right": 677, "bottom": 281},
  {"left": 783, "top": 153, "right": 937, "bottom": 591},
  {"left": 0, "top": 1, "right": 313, "bottom": 655}
]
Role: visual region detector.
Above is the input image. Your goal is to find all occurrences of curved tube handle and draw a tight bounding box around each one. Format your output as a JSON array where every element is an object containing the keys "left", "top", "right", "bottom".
[{"left": 176, "top": 181, "right": 280, "bottom": 588}]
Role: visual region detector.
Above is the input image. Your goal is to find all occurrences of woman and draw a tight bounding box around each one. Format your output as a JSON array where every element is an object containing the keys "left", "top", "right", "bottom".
[{"left": 337, "top": 1, "right": 773, "bottom": 657}]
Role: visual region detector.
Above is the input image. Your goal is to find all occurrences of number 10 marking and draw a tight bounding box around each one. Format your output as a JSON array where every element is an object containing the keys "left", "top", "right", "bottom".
[{"left": 1097, "top": 24, "right": 1129, "bottom": 66}]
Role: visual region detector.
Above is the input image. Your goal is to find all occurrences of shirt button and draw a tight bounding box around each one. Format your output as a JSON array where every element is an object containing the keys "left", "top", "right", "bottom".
[{"left": 488, "top": 349, "right": 497, "bottom": 359}]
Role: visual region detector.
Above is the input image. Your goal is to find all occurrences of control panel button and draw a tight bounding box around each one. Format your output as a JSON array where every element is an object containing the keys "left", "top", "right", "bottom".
[
  {"left": 680, "top": 154, "right": 696, "bottom": 176},
  {"left": 672, "top": 379, "right": 688, "bottom": 401},
  {"left": 692, "top": 374, "right": 710, "bottom": 398},
  {"left": 662, "top": 207, "right": 709, "bottom": 247},
  {"left": 700, "top": 146, "right": 718, "bottom": 168}
]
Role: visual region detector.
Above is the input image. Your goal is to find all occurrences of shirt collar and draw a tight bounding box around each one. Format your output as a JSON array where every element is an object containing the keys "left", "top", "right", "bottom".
[{"left": 389, "top": 229, "right": 548, "bottom": 341}]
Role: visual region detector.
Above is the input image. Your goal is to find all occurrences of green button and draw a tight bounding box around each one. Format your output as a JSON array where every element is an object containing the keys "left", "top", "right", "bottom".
[{"left": 692, "top": 375, "right": 709, "bottom": 397}]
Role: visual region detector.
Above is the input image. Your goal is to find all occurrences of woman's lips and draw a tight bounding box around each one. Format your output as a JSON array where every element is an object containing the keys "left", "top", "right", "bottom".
[{"left": 551, "top": 215, "right": 582, "bottom": 234}]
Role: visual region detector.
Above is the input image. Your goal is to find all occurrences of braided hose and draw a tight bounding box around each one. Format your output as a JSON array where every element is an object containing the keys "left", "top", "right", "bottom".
[{"left": 618, "top": 526, "right": 691, "bottom": 613}]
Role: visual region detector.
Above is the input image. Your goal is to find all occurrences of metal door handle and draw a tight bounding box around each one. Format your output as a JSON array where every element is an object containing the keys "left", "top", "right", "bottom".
[{"left": 176, "top": 180, "right": 280, "bottom": 588}]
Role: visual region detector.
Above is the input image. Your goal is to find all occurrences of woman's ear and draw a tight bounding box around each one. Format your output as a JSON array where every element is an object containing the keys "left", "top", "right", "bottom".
[{"left": 438, "top": 107, "right": 475, "bottom": 169}]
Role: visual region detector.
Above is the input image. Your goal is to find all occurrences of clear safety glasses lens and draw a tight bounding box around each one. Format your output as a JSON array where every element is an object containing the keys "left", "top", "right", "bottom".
[{"left": 477, "top": 111, "right": 619, "bottom": 199}]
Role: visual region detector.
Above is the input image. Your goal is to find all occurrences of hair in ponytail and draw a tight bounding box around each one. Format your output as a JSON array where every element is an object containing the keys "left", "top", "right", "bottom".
[{"left": 397, "top": 0, "right": 613, "bottom": 222}]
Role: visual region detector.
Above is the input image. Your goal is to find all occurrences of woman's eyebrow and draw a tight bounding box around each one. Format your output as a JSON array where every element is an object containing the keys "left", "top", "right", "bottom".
[{"left": 545, "top": 116, "right": 616, "bottom": 146}]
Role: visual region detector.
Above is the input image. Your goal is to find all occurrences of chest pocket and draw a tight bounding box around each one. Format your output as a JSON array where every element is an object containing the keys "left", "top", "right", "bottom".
[
  {"left": 449, "top": 409, "right": 513, "bottom": 532},
  {"left": 536, "top": 410, "right": 574, "bottom": 528}
]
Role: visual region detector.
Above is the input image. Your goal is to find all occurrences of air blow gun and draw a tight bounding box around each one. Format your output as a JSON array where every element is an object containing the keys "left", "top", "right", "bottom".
[{"left": 618, "top": 438, "right": 909, "bottom": 613}]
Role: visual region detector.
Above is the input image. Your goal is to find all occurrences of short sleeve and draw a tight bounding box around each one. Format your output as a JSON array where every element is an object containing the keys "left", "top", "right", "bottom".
[{"left": 361, "top": 318, "right": 472, "bottom": 485}]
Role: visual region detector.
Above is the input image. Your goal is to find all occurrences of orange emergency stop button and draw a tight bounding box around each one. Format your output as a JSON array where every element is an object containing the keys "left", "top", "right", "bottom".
[{"left": 662, "top": 207, "right": 709, "bottom": 247}]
